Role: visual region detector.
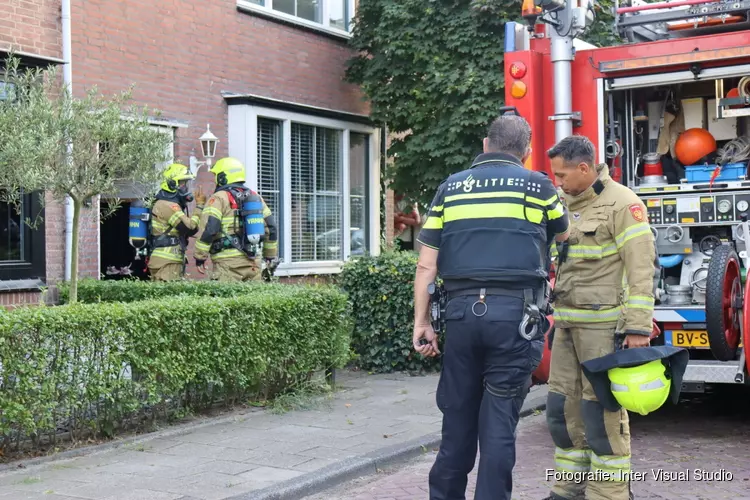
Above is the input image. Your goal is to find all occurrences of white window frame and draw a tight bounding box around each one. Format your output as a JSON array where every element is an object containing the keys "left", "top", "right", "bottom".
[
  {"left": 236, "top": 0, "right": 355, "bottom": 40},
  {"left": 228, "top": 104, "right": 381, "bottom": 276}
]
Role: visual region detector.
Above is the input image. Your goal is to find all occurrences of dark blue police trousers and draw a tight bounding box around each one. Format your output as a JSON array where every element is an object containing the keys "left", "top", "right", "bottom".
[{"left": 428, "top": 293, "right": 543, "bottom": 500}]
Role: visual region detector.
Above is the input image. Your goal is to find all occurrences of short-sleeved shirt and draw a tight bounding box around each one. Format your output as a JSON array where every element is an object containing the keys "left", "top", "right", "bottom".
[{"left": 417, "top": 152, "right": 568, "bottom": 289}]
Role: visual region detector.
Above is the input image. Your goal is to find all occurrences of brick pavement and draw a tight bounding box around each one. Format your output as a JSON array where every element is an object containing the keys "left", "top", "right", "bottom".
[{"left": 306, "top": 389, "right": 750, "bottom": 500}]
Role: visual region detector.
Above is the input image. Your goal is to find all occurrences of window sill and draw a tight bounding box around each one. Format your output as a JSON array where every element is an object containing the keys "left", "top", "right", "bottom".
[
  {"left": 0, "top": 278, "right": 46, "bottom": 293},
  {"left": 236, "top": 0, "right": 352, "bottom": 42},
  {"left": 275, "top": 261, "right": 344, "bottom": 277}
]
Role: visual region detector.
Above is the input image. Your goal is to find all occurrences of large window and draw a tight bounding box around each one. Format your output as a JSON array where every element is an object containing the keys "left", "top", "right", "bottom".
[
  {"left": 290, "top": 123, "right": 342, "bottom": 262},
  {"left": 233, "top": 105, "right": 379, "bottom": 275},
  {"left": 0, "top": 192, "right": 45, "bottom": 281},
  {"left": 0, "top": 76, "right": 45, "bottom": 282},
  {"left": 238, "top": 0, "right": 354, "bottom": 34}
]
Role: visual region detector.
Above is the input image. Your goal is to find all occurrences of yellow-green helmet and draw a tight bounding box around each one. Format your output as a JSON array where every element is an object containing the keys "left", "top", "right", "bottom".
[
  {"left": 608, "top": 359, "right": 671, "bottom": 416},
  {"left": 161, "top": 163, "right": 195, "bottom": 193},
  {"left": 210, "top": 157, "right": 245, "bottom": 186}
]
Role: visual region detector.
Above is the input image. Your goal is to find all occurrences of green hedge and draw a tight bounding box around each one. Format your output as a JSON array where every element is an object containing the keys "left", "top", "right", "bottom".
[
  {"left": 0, "top": 285, "right": 351, "bottom": 453},
  {"left": 58, "top": 278, "right": 282, "bottom": 304},
  {"left": 338, "top": 251, "right": 441, "bottom": 373}
]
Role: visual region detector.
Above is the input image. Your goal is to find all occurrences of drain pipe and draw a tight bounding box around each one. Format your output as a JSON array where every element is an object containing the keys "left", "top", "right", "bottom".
[{"left": 62, "top": 0, "right": 74, "bottom": 281}]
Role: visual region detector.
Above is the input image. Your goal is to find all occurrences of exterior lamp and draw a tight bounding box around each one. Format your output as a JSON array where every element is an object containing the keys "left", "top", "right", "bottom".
[
  {"left": 189, "top": 123, "right": 219, "bottom": 176},
  {"left": 200, "top": 124, "right": 218, "bottom": 159}
]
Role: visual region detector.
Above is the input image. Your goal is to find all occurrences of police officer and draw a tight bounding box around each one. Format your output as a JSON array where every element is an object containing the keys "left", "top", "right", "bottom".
[
  {"left": 148, "top": 163, "right": 205, "bottom": 281},
  {"left": 414, "top": 114, "right": 570, "bottom": 500},
  {"left": 543, "top": 136, "right": 655, "bottom": 500},
  {"left": 194, "top": 157, "right": 278, "bottom": 281}
]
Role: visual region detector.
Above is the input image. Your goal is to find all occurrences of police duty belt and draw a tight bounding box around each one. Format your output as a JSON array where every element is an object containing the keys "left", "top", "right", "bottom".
[{"left": 447, "top": 286, "right": 549, "bottom": 341}]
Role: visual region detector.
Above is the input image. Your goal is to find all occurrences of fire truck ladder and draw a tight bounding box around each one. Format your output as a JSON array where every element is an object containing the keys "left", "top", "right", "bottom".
[{"left": 614, "top": 0, "right": 750, "bottom": 43}]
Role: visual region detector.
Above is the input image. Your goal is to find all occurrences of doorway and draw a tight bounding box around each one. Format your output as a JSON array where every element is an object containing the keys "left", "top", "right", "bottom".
[{"left": 100, "top": 200, "right": 149, "bottom": 280}]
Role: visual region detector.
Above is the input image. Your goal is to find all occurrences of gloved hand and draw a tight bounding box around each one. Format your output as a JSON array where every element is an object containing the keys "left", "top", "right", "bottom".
[
  {"left": 195, "top": 258, "right": 206, "bottom": 274},
  {"left": 195, "top": 189, "right": 207, "bottom": 208}
]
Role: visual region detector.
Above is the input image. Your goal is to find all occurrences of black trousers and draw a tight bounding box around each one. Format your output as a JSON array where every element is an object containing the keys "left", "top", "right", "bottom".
[{"left": 429, "top": 293, "right": 544, "bottom": 500}]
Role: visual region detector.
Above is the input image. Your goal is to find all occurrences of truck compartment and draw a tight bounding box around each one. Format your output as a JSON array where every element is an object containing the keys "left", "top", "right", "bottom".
[{"left": 604, "top": 74, "right": 750, "bottom": 366}]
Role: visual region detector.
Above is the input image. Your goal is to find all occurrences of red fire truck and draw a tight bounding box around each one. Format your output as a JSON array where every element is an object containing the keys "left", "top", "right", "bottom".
[{"left": 505, "top": 0, "right": 750, "bottom": 393}]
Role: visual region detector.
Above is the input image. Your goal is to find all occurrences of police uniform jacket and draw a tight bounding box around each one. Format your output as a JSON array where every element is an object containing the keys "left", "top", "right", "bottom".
[
  {"left": 551, "top": 165, "right": 656, "bottom": 336},
  {"left": 417, "top": 152, "right": 569, "bottom": 292}
]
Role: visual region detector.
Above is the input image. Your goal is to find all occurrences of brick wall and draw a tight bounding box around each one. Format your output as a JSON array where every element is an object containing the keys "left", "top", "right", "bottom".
[
  {"left": 71, "top": 0, "right": 369, "bottom": 160},
  {"left": 71, "top": 0, "right": 372, "bottom": 279},
  {"left": 1, "top": 291, "right": 44, "bottom": 309},
  {"left": 0, "top": 0, "right": 61, "bottom": 60}
]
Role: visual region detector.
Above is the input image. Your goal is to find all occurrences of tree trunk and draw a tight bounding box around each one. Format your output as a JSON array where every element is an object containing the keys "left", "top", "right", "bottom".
[{"left": 68, "top": 199, "right": 82, "bottom": 304}]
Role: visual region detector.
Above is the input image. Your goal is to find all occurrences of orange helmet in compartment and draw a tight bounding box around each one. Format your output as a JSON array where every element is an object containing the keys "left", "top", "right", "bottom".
[{"left": 674, "top": 128, "right": 717, "bottom": 166}]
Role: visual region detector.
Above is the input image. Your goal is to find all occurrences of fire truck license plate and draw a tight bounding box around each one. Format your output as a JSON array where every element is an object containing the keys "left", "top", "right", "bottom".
[{"left": 671, "top": 330, "right": 709, "bottom": 348}]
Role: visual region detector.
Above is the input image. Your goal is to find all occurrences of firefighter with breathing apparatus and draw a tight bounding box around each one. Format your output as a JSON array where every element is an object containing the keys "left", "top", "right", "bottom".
[
  {"left": 129, "top": 162, "right": 205, "bottom": 281},
  {"left": 193, "top": 157, "right": 279, "bottom": 281}
]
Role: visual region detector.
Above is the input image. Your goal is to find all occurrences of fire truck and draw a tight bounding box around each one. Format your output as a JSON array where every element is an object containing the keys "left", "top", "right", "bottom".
[{"left": 505, "top": 0, "right": 750, "bottom": 393}]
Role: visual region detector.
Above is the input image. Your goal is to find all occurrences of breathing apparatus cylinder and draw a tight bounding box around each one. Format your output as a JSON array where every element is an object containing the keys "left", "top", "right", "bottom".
[
  {"left": 241, "top": 191, "right": 265, "bottom": 247},
  {"left": 129, "top": 200, "right": 150, "bottom": 260}
]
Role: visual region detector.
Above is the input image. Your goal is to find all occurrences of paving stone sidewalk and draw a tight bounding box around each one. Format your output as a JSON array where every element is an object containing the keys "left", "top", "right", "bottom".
[
  {"left": 0, "top": 370, "right": 547, "bottom": 500},
  {"left": 307, "top": 389, "right": 750, "bottom": 500}
]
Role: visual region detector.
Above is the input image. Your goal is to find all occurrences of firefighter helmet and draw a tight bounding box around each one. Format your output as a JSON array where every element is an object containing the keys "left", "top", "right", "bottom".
[
  {"left": 674, "top": 128, "right": 717, "bottom": 166},
  {"left": 580, "top": 345, "right": 689, "bottom": 416},
  {"left": 607, "top": 359, "right": 671, "bottom": 416},
  {"left": 210, "top": 157, "right": 245, "bottom": 186},
  {"left": 161, "top": 163, "right": 195, "bottom": 193}
]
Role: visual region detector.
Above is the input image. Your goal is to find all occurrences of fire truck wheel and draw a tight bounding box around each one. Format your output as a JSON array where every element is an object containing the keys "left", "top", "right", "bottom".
[{"left": 705, "top": 244, "right": 742, "bottom": 361}]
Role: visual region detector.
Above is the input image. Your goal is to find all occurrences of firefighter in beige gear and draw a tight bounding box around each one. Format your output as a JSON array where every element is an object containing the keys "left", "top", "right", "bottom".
[
  {"left": 543, "top": 136, "right": 655, "bottom": 500},
  {"left": 194, "top": 157, "right": 278, "bottom": 281},
  {"left": 148, "top": 163, "right": 205, "bottom": 281}
]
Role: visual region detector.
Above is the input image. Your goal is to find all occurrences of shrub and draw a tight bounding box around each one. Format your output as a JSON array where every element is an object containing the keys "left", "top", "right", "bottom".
[
  {"left": 58, "top": 278, "right": 282, "bottom": 304},
  {"left": 0, "top": 285, "right": 351, "bottom": 454},
  {"left": 338, "top": 250, "right": 441, "bottom": 374}
]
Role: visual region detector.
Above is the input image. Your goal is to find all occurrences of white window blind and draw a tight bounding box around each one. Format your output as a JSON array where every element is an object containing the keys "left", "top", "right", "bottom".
[
  {"left": 257, "top": 118, "right": 282, "bottom": 220},
  {"left": 290, "top": 123, "right": 343, "bottom": 263}
]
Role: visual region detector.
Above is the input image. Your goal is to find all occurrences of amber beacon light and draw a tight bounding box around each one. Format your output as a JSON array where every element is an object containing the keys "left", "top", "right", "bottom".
[
  {"left": 521, "top": 0, "right": 542, "bottom": 24},
  {"left": 510, "top": 80, "right": 527, "bottom": 99}
]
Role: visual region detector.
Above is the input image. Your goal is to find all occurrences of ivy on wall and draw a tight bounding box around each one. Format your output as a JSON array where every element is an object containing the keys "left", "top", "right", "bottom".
[{"left": 347, "top": 0, "right": 621, "bottom": 208}]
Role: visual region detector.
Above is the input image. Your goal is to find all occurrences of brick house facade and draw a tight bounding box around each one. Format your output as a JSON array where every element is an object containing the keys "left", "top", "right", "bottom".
[{"left": 1, "top": 0, "right": 395, "bottom": 306}]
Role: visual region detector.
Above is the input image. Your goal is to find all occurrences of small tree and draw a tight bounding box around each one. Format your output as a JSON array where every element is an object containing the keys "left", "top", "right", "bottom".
[{"left": 0, "top": 55, "right": 171, "bottom": 303}]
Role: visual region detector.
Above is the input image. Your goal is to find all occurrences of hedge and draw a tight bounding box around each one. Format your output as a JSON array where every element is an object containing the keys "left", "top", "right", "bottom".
[
  {"left": 338, "top": 251, "right": 442, "bottom": 373},
  {"left": 58, "top": 278, "right": 282, "bottom": 304},
  {"left": 0, "top": 285, "right": 351, "bottom": 454}
]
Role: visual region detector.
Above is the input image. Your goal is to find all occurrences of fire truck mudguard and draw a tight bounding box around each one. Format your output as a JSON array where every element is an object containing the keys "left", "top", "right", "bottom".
[{"left": 705, "top": 244, "right": 743, "bottom": 361}]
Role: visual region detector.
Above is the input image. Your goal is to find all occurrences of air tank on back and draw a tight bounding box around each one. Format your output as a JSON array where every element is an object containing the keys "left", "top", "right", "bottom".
[
  {"left": 242, "top": 191, "right": 265, "bottom": 246},
  {"left": 129, "top": 200, "right": 150, "bottom": 260}
]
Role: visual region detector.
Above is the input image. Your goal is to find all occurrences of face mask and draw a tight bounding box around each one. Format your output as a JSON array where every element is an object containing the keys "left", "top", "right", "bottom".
[{"left": 178, "top": 181, "right": 194, "bottom": 204}]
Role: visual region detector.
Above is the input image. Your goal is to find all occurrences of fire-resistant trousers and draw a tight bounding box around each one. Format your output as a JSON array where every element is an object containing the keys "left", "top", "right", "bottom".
[
  {"left": 148, "top": 259, "right": 184, "bottom": 281},
  {"left": 546, "top": 325, "right": 632, "bottom": 500},
  {"left": 428, "top": 293, "right": 543, "bottom": 500},
  {"left": 212, "top": 256, "right": 262, "bottom": 282}
]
